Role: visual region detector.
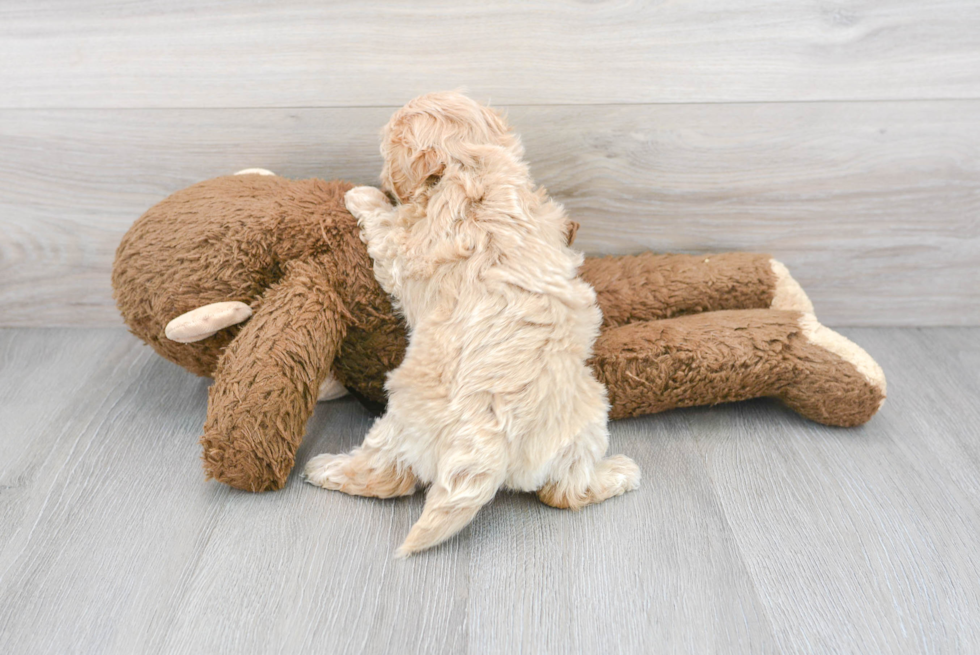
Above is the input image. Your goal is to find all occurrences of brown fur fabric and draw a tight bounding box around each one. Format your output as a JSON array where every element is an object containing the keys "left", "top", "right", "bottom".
[
  {"left": 113, "top": 175, "right": 885, "bottom": 492},
  {"left": 593, "top": 309, "right": 883, "bottom": 426},
  {"left": 582, "top": 252, "right": 777, "bottom": 328}
]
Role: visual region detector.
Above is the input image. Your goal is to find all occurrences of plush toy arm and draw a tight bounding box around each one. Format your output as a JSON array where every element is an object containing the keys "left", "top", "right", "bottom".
[
  {"left": 580, "top": 252, "right": 813, "bottom": 328},
  {"left": 164, "top": 301, "right": 348, "bottom": 401},
  {"left": 591, "top": 309, "right": 885, "bottom": 427},
  {"left": 200, "top": 256, "right": 348, "bottom": 492}
]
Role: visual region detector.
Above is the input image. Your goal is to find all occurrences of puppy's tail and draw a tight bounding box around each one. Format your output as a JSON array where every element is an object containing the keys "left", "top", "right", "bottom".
[{"left": 397, "top": 446, "right": 505, "bottom": 558}]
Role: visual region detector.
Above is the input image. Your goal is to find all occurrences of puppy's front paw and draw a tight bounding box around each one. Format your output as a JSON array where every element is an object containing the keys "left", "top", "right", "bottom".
[
  {"left": 304, "top": 453, "right": 352, "bottom": 490},
  {"left": 344, "top": 186, "right": 391, "bottom": 220}
]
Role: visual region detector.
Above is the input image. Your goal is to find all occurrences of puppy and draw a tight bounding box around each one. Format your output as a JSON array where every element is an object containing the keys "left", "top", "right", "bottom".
[{"left": 305, "top": 92, "right": 639, "bottom": 556}]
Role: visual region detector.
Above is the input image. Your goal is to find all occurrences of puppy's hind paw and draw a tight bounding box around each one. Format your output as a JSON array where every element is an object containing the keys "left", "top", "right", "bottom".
[
  {"left": 597, "top": 454, "right": 641, "bottom": 495},
  {"left": 537, "top": 454, "right": 641, "bottom": 510}
]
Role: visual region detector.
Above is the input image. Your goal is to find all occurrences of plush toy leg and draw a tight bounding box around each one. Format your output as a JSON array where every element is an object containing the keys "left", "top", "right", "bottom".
[
  {"left": 200, "top": 258, "right": 347, "bottom": 492},
  {"left": 580, "top": 252, "right": 813, "bottom": 327},
  {"left": 164, "top": 300, "right": 348, "bottom": 401},
  {"left": 593, "top": 309, "right": 885, "bottom": 427}
]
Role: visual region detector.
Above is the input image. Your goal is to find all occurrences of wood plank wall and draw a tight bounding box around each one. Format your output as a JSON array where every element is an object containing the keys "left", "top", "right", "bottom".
[{"left": 1, "top": 1, "right": 978, "bottom": 326}]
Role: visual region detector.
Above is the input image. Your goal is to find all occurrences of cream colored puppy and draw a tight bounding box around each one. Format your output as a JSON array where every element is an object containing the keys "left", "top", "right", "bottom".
[{"left": 305, "top": 92, "right": 639, "bottom": 556}]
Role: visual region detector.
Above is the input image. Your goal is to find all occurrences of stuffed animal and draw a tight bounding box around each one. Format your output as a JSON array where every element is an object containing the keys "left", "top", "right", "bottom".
[{"left": 112, "top": 171, "right": 886, "bottom": 492}]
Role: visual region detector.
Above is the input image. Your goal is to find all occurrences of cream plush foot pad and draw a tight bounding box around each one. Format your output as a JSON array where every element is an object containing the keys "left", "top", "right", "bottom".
[
  {"left": 770, "top": 259, "right": 815, "bottom": 315},
  {"left": 799, "top": 313, "right": 887, "bottom": 401}
]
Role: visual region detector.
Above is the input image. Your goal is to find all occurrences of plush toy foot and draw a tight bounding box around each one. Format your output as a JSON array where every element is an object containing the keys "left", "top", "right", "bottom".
[
  {"left": 593, "top": 309, "right": 885, "bottom": 427},
  {"left": 778, "top": 314, "right": 886, "bottom": 427}
]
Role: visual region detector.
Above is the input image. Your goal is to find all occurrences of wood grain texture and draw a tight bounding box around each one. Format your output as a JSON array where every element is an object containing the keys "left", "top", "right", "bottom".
[
  {"left": 1, "top": 327, "right": 979, "bottom": 654},
  {"left": 2, "top": 1, "right": 980, "bottom": 108},
  {"left": 694, "top": 329, "right": 980, "bottom": 653},
  {"left": 465, "top": 411, "right": 779, "bottom": 654},
  {"left": 1, "top": 102, "right": 977, "bottom": 327}
]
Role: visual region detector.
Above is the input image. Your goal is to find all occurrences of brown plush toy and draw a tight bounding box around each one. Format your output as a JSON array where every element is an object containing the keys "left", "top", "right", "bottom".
[{"left": 112, "top": 171, "right": 886, "bottom": 492}]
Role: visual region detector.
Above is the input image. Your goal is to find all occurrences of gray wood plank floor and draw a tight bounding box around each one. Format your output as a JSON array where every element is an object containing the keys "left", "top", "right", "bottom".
[{"left": 1, "top": 327, "right": 978, "bottom": 654}]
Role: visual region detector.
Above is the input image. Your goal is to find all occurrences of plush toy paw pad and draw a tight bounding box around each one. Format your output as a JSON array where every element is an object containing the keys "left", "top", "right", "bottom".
[
  {"left": 770, "top": 259, "right": 815, "bottom": 315},
  {"left": 799, "top": 314, "right": 886, "bottom": 397}
]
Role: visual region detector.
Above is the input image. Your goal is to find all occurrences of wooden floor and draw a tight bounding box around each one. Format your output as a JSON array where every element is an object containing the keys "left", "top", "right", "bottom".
[{"left": 0, "top": 327, "right": 977, "bottom": 654}]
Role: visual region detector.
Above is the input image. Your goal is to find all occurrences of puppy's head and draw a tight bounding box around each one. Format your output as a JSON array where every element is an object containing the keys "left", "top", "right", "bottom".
[{"left": 380, "top": 92, "right": 522, "bottom": 202}]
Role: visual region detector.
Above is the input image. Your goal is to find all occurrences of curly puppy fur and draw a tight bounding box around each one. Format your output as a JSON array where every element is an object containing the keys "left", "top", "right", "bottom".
[{"left": 305, "top": 92, "right": 639, "bottom": 555}]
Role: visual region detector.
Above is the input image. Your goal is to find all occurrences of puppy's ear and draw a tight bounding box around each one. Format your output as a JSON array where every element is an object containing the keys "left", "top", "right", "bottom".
[
  {"left": 411, "top": 147, "right": 447, "bottom": 187},
  {"left": 564, "top": 220, "right": 580, "bottom": 246}
]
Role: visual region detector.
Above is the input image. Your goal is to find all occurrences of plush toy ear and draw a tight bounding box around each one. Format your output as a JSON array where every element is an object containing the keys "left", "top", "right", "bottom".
[{"left": 410, "top": 147, "right": 447, "bottom": 188}]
